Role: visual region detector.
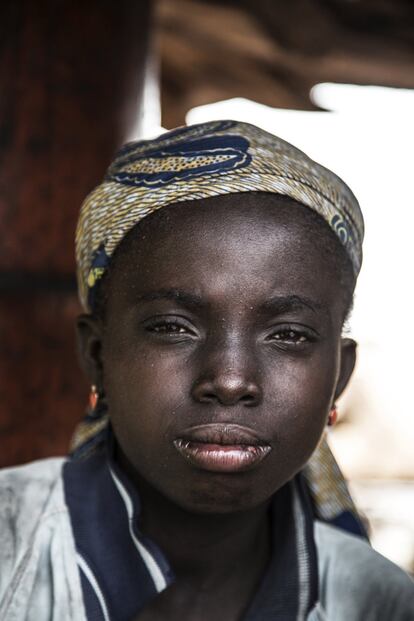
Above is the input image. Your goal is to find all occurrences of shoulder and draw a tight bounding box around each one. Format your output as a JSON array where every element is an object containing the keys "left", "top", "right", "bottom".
[
  {"left": 0, "top": 457, "right": 66, "bottom": 521},
  {"left": 0, "top": 458, "right": 85, "bottom": 619},
  {"left": 315, "top": 521, "right": 414, "bottom": 620},
  {"left": 0, "top": 458, "right": 67, "bottom": 573}
]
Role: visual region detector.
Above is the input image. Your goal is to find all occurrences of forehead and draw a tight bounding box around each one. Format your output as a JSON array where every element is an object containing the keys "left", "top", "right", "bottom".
[
  {"left": 113, "top": 193, "right": 332, "bottom": 261},
  {"left": 106, "top": 193, "right": 344, "bottom": 317}
]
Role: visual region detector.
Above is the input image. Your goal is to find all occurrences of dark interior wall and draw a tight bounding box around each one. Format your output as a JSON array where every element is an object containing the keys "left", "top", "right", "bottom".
[{"left": 0, "top": 0, "right": 153, "bottom": 467}]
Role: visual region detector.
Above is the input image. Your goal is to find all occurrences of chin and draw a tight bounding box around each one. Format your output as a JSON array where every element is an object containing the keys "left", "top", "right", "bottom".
[
  {"left": 178, "top": 494, "right": 259, "bottom": 515},
  {"left": 169, "top": 476, "right": 279, "bottom": 515}
]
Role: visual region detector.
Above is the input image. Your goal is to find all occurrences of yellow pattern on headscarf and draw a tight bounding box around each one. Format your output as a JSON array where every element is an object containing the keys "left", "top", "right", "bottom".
[{"left": 76, "top": 120, "right": 364, "bottom": 312}]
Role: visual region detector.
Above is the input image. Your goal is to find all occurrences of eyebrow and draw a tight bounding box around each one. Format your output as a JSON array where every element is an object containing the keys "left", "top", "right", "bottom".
[
  {"left": 135, "top": 288, "right": 204, "bottom": 310},
  {"left": 135, "top": 290, "right": 326, "bottom": 316},
  {"left": 260, "top": 294, "right": 326, "bottom": 316}
]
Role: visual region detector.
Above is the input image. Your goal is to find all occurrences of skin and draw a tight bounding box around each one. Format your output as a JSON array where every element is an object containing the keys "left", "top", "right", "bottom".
[{"left": 77, "top": 193, "right": 356, "bottom": 621}]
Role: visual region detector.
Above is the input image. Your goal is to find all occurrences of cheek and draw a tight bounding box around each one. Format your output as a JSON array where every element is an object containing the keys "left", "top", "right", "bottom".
[
  {"left": 264, "top": 350, "right": 339, "bottom": 466},
  {"left": 269, "top": 342, "right": 339, "bottom": 407},
  {"left": 102, "top": 345, "right": 191, "bottom": 446}
]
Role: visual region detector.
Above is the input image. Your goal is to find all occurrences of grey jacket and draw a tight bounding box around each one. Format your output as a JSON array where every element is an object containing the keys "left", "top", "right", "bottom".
[{"left": 0, "top": 458, "right": 413, "bottom": 621}]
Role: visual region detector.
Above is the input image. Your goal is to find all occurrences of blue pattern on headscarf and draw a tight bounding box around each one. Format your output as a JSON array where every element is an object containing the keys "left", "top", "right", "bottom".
[
  {"left": 107, "top": 135, "right": 252, "bottom": 189},
  {"left": 87, "top": 244, "right": 110, "bottom": 311}
]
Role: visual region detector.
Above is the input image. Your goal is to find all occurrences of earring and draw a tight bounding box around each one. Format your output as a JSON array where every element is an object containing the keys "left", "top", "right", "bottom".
[
  {"left": 328, "top": 405, "right": 338, "bottom": 426},
  {"left": 87, "top": 384, "right": 107, "bottom": 420},
  {"left": 88, "top": 384, "right": 99, "bottom": 412}
]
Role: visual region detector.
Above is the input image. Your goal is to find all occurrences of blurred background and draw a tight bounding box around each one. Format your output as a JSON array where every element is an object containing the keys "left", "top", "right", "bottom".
[{"left": 1, "top": 0, "right": 413, "bottom": 573}]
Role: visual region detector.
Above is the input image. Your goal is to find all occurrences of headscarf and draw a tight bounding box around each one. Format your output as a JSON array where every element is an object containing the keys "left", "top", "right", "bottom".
[
  {"left": 76, "top": 120, "right": 363, "bottom": 313},
  {"left": 73, "top": 120, "right": 367, "bottom": 538}
]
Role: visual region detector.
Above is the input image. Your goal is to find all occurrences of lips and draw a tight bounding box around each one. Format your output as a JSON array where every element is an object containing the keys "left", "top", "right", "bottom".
[{"left": 173, "top": 423, "right": 272, "bottom": 473}]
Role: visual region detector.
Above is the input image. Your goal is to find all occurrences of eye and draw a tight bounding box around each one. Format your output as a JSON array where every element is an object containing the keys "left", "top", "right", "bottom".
[
  {"left": 143, "top": 317, "right": 197, "bottom": 339},
  {"left": 272, "top": 330, "right": 307, "bottom": 343},
  {"left": 149, "top": 322, "right": 188, "bottom": 334},
  {"left": 266, "top": 325, "right": 316, "bottom": 346}
]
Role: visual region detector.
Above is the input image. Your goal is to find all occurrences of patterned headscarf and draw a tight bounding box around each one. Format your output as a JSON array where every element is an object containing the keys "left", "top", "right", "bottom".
[
  {"left": 73, "top": 120, "right": 367, "bottom": 538},
  {"left": 76, "top": 120, "right": 364, "bottom": 312}
]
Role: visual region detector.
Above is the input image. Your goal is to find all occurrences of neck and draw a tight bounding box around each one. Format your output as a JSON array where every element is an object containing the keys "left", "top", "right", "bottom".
[{"left": 118, "top": 453, "right": 271, "bottom": 583}]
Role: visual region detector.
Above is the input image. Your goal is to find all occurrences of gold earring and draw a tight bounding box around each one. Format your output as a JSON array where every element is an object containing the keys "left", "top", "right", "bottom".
[
  {"left": 328, "top": 405, "right": 338, "bottom": 426},
  {"left": 88, "top": 384, "right": 99, "bottom": 412}
]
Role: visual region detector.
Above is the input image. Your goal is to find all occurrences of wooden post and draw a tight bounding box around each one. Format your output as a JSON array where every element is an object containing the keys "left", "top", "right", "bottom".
[{"left": 0, "top": 0, "right": 153, "bottom": 466}]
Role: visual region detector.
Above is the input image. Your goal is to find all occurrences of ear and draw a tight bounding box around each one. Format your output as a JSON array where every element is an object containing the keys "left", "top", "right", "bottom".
[
  {"left": 334, "top": 337, "right": 357, "bottom": 400},
  {"left": 76, "top": 314, "right": 104, "bottom": 389}
]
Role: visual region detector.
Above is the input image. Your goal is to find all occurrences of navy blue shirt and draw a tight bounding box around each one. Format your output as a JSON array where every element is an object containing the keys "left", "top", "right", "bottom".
[{"left": 63, "top": 434, "right": 318, "bottom": 621}]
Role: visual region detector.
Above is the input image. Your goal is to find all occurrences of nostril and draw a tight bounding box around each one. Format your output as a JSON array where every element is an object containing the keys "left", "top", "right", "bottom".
[
  {"left": 240, "top": 394, "right": 255, "bottom": 403},
  {"left": 199, "top": 392, "right": 218, "bottom": 404}
]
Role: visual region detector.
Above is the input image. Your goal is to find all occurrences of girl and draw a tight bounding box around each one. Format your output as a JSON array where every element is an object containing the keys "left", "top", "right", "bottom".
[{"left": 1, "top": 121, "right": 413, "bottom": 620}]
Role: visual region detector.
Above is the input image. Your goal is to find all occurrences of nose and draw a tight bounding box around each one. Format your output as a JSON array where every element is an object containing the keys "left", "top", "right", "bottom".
[
  {"left": 191, "top": 341, "right": 262, "bottom": 407},
  {"left": 192, "top": 373, "right": 262, "bottom": 406}
]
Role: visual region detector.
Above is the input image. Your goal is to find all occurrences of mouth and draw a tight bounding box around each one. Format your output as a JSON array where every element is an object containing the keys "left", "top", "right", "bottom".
[{"left": 173, "top": 423, "right": 272, "bottom": 473}]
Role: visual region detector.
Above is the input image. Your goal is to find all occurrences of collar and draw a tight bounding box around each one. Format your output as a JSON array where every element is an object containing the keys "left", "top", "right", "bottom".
[{"left": 63, "top": 428, "right": 319, "bottom": 620}]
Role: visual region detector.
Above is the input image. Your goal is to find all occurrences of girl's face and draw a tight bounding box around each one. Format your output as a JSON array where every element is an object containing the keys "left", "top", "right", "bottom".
[{"left": 79, "top": 194, "right": 356, "bottom": 514}]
